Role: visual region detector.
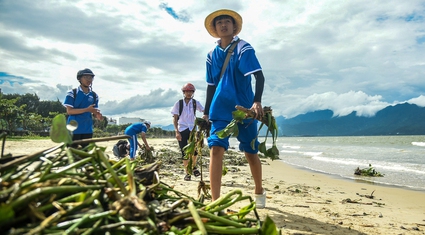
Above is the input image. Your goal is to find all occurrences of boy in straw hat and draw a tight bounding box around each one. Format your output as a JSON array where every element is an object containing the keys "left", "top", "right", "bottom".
[{"left": 202, "top": 9, "right": 267, "bottom": 208}]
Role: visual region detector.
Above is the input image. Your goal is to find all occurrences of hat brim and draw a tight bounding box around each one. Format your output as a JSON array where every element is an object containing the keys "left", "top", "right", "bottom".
[{"left": 205, "top": 9, "right": 242, "bottom": 38}]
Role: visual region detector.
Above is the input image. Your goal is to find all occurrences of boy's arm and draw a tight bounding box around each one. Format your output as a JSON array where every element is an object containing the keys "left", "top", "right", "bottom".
[
  {"left": 203, "top": 84, "right": 216, "bottom": 119},
  {"left": 65, "top": 104, "right": 98, "bottom": 115},
  {"left": 140, "top": 132, "right": 150, "bottom": 151},
  {"left": 251, "top": 71, "right": 265, "bottom": 119},
  {"left": 253, "top": 71, "right": 265, "bottom": 103}
]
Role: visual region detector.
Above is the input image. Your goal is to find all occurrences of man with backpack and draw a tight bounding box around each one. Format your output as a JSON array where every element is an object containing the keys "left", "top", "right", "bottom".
[
  {"left": 171, "top": 83, "right": 205, "bottom": 181},
  {"left": 63, "top": 68, "right": 102, "bottom": 148}
]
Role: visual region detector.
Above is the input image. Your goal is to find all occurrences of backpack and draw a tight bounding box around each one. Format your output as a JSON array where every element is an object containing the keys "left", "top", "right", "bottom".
[
  {"left": 113, "top": 140, "right": 128, "bottom": 158},
  {"left": 73, "top": 88, "right": 98, "bottom": 106},
  {"left": 178, "top": 99, "right": 196, "bottom": 120}
]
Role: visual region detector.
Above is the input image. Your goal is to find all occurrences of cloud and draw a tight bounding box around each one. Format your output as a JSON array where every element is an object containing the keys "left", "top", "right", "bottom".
[
  {"left": 159, "top": 3, "right": 190, "bottom": 22},
  {"left": 0, "top": 0, "right": 424, "bottom": 125},
  {"left": 281, "top": 91, "right": 390, "bottom": 118},
  {"left": 407, "top": 95, "right": 425, "bottom": 107},
  {"left": 101, "top": 88, "right": 180, "bottom": 116}
]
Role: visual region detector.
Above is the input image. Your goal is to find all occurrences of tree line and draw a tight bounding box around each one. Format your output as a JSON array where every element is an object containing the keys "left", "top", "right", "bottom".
[{"left": 0, "top": 93, "right": 174, "bottom": 138}]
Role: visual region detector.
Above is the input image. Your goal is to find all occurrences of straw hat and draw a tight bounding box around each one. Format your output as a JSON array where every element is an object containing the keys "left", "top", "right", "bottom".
[{"left": 204, "top": 9, "right": 243, "bottom": 38}]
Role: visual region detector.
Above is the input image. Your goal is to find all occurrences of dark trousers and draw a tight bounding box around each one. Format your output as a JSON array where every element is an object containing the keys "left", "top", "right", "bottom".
[
  {"left": 178, "top": 128, "right": 190, "bottom": 159},
  {"left": 72, "top": 133, "right": 93, "bottom": 148},
  {"left": 178, "top": 128, "right": 198, "bottom": 159}
]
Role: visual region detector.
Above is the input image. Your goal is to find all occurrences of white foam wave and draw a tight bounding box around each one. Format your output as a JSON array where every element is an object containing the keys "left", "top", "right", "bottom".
[
  {"left": 412, "top": 142, "right": 425, "bottom": 147},
  {"left": 281, "top": 145, "right": 301, "bottom": 149}
]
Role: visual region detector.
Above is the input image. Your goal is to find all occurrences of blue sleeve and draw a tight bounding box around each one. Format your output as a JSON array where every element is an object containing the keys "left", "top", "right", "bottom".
[
  {"left": 63, "top": 90, "right": 74, "bottom": 107},
  {"left": 238, "top": 44, "right": 262, "bottom": 76},
  {"left": 206, "top": 52, "right": 214, "bottom": 84}
]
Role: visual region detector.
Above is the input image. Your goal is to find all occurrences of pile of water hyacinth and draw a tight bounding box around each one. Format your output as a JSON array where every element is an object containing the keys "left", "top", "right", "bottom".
[{"left": 0, "top": 114, "right": 280, "bottom": 234}]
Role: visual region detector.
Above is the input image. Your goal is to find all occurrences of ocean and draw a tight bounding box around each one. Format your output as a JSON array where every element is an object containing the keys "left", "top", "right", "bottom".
[{"left": 230, "top": 135, "right": 425, "bottom": 191}]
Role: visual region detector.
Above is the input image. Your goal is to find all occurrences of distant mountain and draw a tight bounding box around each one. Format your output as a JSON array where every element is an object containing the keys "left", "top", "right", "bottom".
[
  {"left": 160, "top": 124, "right": 175, "bottom": 131},
  {"left": 160, "top": 103, "right": 425, "bottom": 136},
  {"left": 277, "top": 103, "right": 425, "bottom": 136}
]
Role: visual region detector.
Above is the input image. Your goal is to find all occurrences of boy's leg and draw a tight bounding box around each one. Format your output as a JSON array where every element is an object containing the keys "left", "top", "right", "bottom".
[
  {"left": 179, "top": 129, "right": 190, "bottom": 174},
  {"left": 128, "top": 135, "right": 138, "bottom": 159},
  {"left": 245, "top": 152, "right": 263, "bottom": 194},
  {"left": 207, "top": 120, "right": 230, "bottom": 201},
  {"left": 209, "top": 146, "right": 225, "bottom": 201}
]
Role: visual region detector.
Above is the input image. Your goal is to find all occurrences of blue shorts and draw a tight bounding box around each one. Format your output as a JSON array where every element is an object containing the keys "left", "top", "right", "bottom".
[{"left": 208, "top": 119, "right": 259, "bottom": 154}]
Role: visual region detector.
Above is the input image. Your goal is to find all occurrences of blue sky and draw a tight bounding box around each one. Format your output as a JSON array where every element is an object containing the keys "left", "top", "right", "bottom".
[{"left": 1, "top": 0, "right": 425, "bottom": 126}]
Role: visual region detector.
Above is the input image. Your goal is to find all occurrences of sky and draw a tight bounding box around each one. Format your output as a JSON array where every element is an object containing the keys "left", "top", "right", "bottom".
[{"left": 1, "top": 0, "right": 425, "bottom": 126}]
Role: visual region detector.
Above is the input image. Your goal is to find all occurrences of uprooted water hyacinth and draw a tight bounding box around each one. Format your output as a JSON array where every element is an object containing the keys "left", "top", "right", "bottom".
[
  {"left": 183, "top": 117, "right": 212, "bottom": 198},
  {"left": 216, "top": 106, "right": 280, "bottom": 160},
  {"left": 0, "top": 114, "right": 281, "bottom": 234}
]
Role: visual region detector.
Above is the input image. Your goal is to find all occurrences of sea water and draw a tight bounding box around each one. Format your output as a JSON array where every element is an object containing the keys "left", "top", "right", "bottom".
[{"left": 229, "top": 136, "right": 425, "bottom": 191}]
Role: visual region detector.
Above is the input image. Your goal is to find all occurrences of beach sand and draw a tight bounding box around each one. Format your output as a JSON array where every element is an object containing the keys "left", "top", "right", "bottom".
[{"left": 3, "top": 138, "right": 425, "bottom": 234}]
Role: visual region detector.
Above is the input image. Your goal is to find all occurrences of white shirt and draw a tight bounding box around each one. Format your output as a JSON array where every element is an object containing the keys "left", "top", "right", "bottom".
[{"left": 171, "top": 99, "right": 204, "bottom": 132}]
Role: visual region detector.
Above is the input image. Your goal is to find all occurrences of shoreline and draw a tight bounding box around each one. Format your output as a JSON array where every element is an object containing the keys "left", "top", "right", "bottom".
[
  {"left": 280, "top": 161, "right": 425, "bottom": 193},
  {"left": 3, "top": 138, "right": 425, "bottom": 234}
]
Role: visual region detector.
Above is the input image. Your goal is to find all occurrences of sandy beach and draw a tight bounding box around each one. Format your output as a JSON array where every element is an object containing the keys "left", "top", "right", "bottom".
[{"left": 3, "top": 138, "right": 425, "bottom": 234}]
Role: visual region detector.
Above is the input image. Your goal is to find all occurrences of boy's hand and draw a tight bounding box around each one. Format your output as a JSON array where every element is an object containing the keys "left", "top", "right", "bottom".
[
  {"left": 251, "top": 102, "right": 263, "bottom": 119},
  {"left": 95, "top": 110, "right": 103, "bottom": 120}
]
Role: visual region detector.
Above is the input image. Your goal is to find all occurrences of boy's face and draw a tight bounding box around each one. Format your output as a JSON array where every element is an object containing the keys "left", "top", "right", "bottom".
[
  {"left": 183, "top": 90, "right": 194, "bottom": 98},
  {"left": 214, "top": 16, "right": 236, "bottom": 38},
  {"left": 80, "top": 75, "right": 94, "bottom": 87}
]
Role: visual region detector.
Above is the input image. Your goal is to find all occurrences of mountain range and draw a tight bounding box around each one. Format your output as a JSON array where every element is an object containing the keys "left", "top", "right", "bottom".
[{"left": 161, "top": 103, "right": 425, "bottom": 136}]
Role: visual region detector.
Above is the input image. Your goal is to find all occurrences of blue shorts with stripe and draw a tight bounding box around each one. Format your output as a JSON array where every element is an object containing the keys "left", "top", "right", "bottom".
[{"left": 207, "top": 119, "right": 259, "bottom": 154}]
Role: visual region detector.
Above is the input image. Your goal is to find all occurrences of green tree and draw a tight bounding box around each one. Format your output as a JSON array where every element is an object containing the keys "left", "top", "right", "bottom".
[
  {"left": 0, "top": 96, "right": 25, "bottom": 130},
  {"left": 106, "top": 124, "right": 121, "bottom": 135},
  {"left": 3, "top": 93, "right": 40, "bottom": 114},
  {"left": 38, "top": 99, "right": 66, "bottom": 117}
]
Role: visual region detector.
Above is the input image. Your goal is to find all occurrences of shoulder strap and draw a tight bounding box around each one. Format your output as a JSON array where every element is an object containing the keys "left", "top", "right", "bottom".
[
  {"left": 219, "top": 39, "right": 240, "bottom": 79},
  {"left": 192, "top": 99, "right": 196, "bottom": 116},
  {"left": 92, "top": 91, "right": 97, "bottom": 105},
  {"left": 178, "top": 99, "right": 184, "bottom": 117},
  {"left": 178, "top": 99, "right": 196, "bottom": 118}
]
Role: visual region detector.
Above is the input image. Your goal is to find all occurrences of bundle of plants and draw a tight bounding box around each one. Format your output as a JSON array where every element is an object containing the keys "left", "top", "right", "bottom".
[
  {"left": 0, "top": 114, "right": 280, "bottom": 234},
  {"left": 217, "top": 105, "right": 279, "bottom": 160}
]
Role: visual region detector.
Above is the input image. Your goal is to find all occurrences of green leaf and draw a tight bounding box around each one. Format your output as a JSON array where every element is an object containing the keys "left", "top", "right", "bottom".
[
  {"left": 50, "top": 114, "right": 72, "bottom": 144},
  {"left": 258, "top": 142, "right": 267, "bottom": 154},
  {"left": 222, "top": 165, "right": 228, "bottom": 176},
  {"left": 217, "top": 120, "right": 238, "bottom": 138},
  {"left": 183, "top": 142, "right": 195, "bottom": 156},
  {"left": 260, "top": 215, "right": 279, "bottom": 235},
  {"left": 238, "top": 201, "right": 255, "bottom": 219},
  {"left": 250, "top": 138, "right": 256, "bottom": 150},
  {"left": 232, "top": 110, "right": 246, "bottom": 120},
  {"left": 231, "top": 124, "right": 239, "bottom": 137}
]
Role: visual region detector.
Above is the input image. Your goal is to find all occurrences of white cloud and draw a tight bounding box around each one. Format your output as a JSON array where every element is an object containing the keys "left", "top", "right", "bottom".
[
  {"left": 0, "top": 0, "right": 424, "bottom": 125},
  {"left": 280, "top": 91, "right": 389, "bottom": 118},
  {"left": 407, "top": 95, "right": 425, "bottom": 107}
]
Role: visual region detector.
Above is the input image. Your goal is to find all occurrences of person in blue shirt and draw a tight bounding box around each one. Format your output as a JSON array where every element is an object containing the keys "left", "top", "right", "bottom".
[
  {"left": 203, "top": 9, "right": 266, "bottom": 208},
  {"left": 63, "top": 68, "right": 102, "bottom": 148},
  {"left": 124, "top": 121, "right": 151, "bottom": 160},
  {"left": 171, "top": 83, "right": 205, "bottom": 181}
]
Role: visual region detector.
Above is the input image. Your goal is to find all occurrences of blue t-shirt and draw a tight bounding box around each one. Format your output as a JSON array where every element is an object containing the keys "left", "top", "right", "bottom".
[
  {"left": 206, "top": 36, "right": 262, "bottom": 121},
  {"left": 63, "top": 87, "right": 99, "bottom": 134},
  {"left": 124, "top": 123, "right": 147, "bottom": 136}
]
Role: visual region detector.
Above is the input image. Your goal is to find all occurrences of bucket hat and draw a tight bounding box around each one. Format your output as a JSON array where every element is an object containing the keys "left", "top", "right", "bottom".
[{"left": 205, "top": 9, "right": 242, "bottom": 38}]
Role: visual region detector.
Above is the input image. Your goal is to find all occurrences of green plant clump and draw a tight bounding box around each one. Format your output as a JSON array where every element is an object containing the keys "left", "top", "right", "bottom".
[{"left": 354, "top": 164, "right": 384, "bottom": 177}]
